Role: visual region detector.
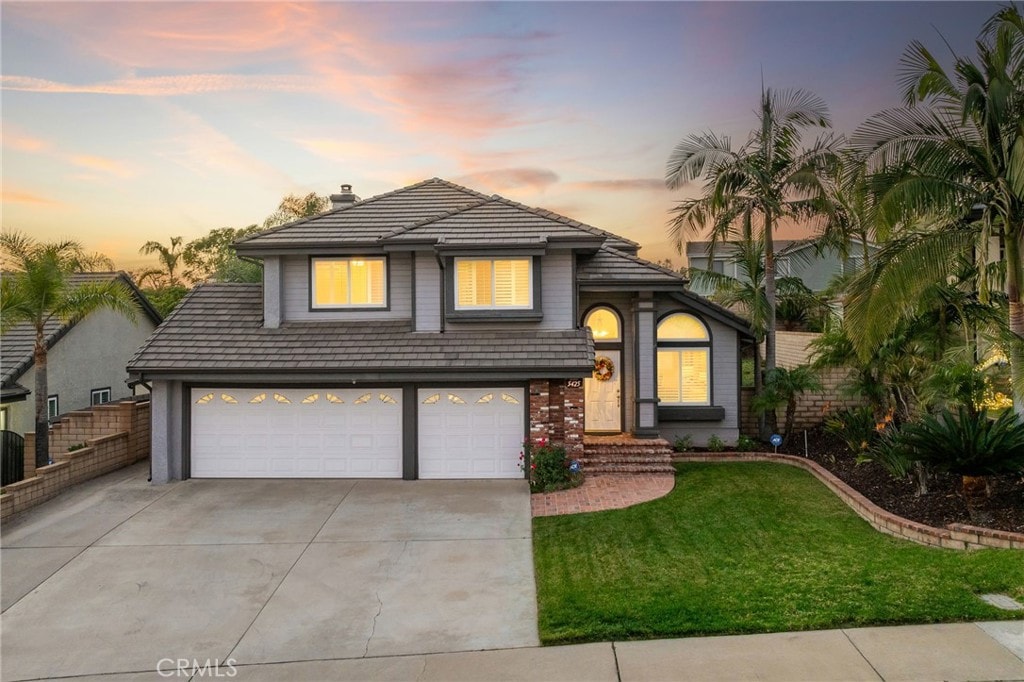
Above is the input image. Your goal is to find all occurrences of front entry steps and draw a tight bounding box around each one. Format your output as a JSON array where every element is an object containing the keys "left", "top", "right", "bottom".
[{"left": 580, "top": 435, "right": 676, "bottom": 474}]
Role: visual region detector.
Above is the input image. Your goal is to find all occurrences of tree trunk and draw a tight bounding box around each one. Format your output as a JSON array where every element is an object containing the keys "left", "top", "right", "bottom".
[
  {"left": 764, "top": 213, "right": 778, "bottom": 373},
  {"left": 33, "top": 333, "right": 50, "bottom": 468},
  {"left": 784, "top": 397, "right": 796, "bottom": 442},
  {"left": 1005, "top": 231, "right": 1023, "bottom": 417}
]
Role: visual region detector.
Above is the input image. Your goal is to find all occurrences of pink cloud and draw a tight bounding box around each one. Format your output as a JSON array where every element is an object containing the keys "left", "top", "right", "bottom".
[
  {"left": 569, "top": 178, "right": 667, "bottom": 192},
  {"left": 453, "top": 168, "right": 559, "bottom": 193},
  {"left": 1, "top": 188, "right": 62, "bottom": 206},
  {"left": 1, "top": 74, "right": 320, "bottom": 97},
  {"left": 4, "top": 3, "right": 556, "bottom": 140},
  {"left": 69, "top": 155, "right": 137, "bottom": 179}
]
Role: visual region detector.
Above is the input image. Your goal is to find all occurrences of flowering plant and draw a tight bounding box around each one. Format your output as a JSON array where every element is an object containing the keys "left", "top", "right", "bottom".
[{"left": 522, "top": 437, "right": 584, "bottom": 493}]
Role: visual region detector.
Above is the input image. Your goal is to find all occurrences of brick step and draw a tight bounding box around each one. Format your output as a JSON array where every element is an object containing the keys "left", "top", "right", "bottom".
[
  {"left": 578, "top": 453, "right": 673, "bottom": 463},
  {"left": 583, "top": 463, "right": 677, "bottom": 474},
  {"left": 583, "top": 447, "right": 674, "bottom": 457}
]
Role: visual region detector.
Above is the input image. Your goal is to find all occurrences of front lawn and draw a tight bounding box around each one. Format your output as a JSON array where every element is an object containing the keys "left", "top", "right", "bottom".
[{"left": 533, "top": 462, "right": 1024, "bottom": 645}]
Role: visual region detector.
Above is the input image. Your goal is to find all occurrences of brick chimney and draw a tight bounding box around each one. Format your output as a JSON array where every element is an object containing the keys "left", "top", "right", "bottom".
[{"left": 330, "top": 183, "right": 360, "bottom": 210}]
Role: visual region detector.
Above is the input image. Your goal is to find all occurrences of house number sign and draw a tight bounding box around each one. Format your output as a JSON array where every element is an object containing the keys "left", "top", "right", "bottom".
[{"left": 567, "top": 379, "right": 583, "bottom": 388}]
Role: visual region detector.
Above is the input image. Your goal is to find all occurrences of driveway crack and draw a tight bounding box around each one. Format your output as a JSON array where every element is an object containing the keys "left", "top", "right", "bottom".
[
  {"left": 363, "top": 540, "right": 408, "bottom": 657},
  {"left": 363, "top": 591, "right": 384, "bottom": 658}
]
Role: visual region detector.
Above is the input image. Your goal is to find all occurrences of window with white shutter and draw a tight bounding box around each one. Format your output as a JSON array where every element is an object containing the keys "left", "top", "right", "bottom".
[
  {"left": 311, "top": 257, "right": 387, "bottom": 308},
  {"left": 656, "top": 313, "right": 711, "bottom": 405},
  {"left": 454, "top": 258, "right": 532, "bottom": 309}
]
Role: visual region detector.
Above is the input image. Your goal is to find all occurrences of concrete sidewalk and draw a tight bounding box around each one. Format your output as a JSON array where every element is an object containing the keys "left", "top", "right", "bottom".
[{"left": 223, "top": 621, "right": 1024, "bottom": 681}]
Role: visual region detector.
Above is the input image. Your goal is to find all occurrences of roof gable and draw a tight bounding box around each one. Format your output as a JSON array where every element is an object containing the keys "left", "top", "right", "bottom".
[
  {"left": 1, "top": 272, "right": 162, "bottom": 388},
  {"left": 235, "top": 177, "right": 640, "bottom": 251},
  {"left": 235, "top": 178, "right": 488, "bottom": 250}
]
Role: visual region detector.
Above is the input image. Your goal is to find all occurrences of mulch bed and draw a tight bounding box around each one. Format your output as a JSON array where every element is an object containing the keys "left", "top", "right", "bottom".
[
  {"left": 787, "top": 427, "right": 1024, "bottom": 533},
  {"left": 698, "top": 427, "right": 1024, "bottom": 534}
]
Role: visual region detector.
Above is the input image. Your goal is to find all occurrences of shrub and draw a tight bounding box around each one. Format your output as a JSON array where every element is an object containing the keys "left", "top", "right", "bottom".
[
  {"left": 707, "top": 434, "right": 725, "bottom": 452},
  {"left": 523, "top": 439, "right": 583, "bottom": 493},
  {"left": 824, "top": 406, "right": 878, "bottom": 455},
  {"left": 68, "top": 443, "right": 86, "bottom": 452},
  {"left": 736, "top": 435, "right": 758, "bottom": 452},
  {"left": 899, "top": 407, "right": 1024, "bottom": 477},
  {"left": 673, "top": 435, "right": 693, "bottom": 453},
  {"left": 862, "top": 427, "right": 914, "bottom": 480}
]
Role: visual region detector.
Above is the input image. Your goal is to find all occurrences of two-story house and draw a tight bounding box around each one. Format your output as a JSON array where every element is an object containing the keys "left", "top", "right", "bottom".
[{"left": 129, "top": 179, "right": 754, "bottom": 483}]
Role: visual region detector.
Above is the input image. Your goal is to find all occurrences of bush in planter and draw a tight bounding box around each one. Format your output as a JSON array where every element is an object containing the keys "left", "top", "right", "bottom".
[
  {"left": 736, "top": 435, "right": 759, "bottom": 452},
  {"left": 522, "top": 439, "right": 583, "bottom": 493}
]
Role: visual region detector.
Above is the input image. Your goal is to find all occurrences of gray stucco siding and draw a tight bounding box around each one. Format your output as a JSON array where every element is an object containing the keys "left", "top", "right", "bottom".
[
  {"left": 5, "top": 308, "right": 155, "bottom": 436},
  {"left": 414, "top": 252, "right": 442, "bottom": 332},
  {"left": 280, "top": 252, "right": 413, "bottom": 321}
]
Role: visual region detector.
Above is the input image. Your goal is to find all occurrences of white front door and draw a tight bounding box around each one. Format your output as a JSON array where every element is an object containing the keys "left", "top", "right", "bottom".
[
  {"left": 418, "top": 388, "right": 525, "bottom": 479},
  {"left": 585, "top": 350, "right": 621, "bottom": 432}
]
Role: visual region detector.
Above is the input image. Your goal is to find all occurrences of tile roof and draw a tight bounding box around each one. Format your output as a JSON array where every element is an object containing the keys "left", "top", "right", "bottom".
[
  {"left": 577, "top": 246, "right": 687, "bottom": 284},
  {"left": 235, "top": 178, "right": 489, "bottom": 248},
  {"left": 128, "top": 284, "right": 595, "bottom": 375},
  {"left": 235, "top": 177, "right": 640, "bottom": 251},
  {"left": 2, "top": 272, "right": 161, "bottom": 389}
]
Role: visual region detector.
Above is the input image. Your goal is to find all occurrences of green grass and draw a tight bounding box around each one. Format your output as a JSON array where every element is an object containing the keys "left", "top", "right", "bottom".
[{"left": 533, "top": 462, "right": 1024, "bottom": 645}]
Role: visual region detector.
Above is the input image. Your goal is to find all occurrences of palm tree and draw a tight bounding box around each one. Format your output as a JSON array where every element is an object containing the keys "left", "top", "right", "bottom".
[
  {"left": 0, "top": 233, "right": 140, "bottom": 467},
  {"left": 139, "top": 236, "right": 184, "bottom": 287},
  {"left": 665, "top": 87, "right": 838, "bottom": 374},
  {"left": 813, "top": 149, "right": 880, "bottom": 270},
  {"left": 751, "top": 365, "right": 824, "bottom": 442},
  {"left": 849, "top": 4, "right": 1024, "bottom": 413},
  {"left": 685, "top": 236, "right": 770, "bottom": 342}
]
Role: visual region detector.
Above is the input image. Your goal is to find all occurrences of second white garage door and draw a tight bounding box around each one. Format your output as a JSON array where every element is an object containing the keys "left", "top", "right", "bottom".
[
  {"left": 190, "top": 387, "right": 403, "bottom": 478},
  {"left": 417, "top": 388, "right": 525, "bottom": 479}
]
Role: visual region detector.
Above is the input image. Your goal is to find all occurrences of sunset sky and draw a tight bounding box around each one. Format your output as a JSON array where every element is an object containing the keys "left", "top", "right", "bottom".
[{"left": 0, "top": 1, "right": 1000, "bottom": 271}]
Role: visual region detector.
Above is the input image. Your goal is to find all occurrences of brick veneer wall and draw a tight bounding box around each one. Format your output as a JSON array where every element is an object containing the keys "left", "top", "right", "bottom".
[
  {"left": 675, "top": 452, "right": 1024, "bottom": 551},
  {"left": 529, "top": 379, "right": 584, "bottom": 457},
  {"left": 0, "top": 399, "right": 150, "bottom": 521}
]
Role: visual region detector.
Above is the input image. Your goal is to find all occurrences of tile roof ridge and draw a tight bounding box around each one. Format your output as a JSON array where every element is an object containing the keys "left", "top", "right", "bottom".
[
  {"left": 236, "top": 178, "right": 486, "bottom": 245},
  {"left": 378, "top": 196, "right": 493, "bottom": 240},
  {"left": 597, "top": 245, "right": 687, "bottom": 280},
  {"left": 486, "top": 194, "right": 640, "bottom": 246}
]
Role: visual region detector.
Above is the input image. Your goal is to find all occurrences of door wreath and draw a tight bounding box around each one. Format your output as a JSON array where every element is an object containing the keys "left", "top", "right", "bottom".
[{"left": 593, "top": 356, "right": 615, "bottom": 381}]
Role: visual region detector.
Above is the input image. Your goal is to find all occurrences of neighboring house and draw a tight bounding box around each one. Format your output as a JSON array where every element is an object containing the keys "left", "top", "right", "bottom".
[
  {"left": 1, "top": 272, "right": 162, "bottom": 435},
  {"left": 685, "top": 239, "right": 881, "bottom": 295},
  {"left": 129, "top": 179, "right": 754, "bottom": 483}
]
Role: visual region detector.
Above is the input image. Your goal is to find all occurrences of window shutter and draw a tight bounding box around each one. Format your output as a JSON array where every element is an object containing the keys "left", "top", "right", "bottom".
[{"left": 679, "top": 349, "right": 709, "bottom": 403}]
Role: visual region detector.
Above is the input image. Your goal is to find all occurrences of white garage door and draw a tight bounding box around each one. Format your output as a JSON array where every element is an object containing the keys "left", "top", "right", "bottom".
[
  {"left": 418, "top": 388, "right": 525, "bottom": 479},
  {"left": 190, "top": 388, "right": 402, "bottom": 478}
]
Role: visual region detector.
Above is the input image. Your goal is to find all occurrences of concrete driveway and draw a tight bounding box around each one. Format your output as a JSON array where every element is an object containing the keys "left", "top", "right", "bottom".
[{"left": 1, "top": 462, "right": 538, "bottom": 681}]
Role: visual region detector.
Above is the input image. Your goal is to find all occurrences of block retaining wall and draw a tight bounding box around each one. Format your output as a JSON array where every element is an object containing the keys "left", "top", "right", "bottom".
[
  {"left": 674, "top": 452, "right": 1024, "bottom": 551},
  {"left": 0, "top": 400, "right": 150, "bottom": 521}
]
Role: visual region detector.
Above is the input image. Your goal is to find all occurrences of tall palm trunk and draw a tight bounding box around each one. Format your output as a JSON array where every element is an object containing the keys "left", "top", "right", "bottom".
[
  {"left": 763, "top": 212, "right": 778, "bottom": 372},
  {"left": 1007, "top": 231, "right": 1024, "bottom": 417},
  {"left": 33, "top": 333, "right": 49, "bottom": 468}
]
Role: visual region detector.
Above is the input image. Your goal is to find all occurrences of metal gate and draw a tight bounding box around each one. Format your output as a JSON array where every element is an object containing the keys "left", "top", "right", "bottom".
[{"left": 1, "top": 430, "right": 25, "bottom": 486}]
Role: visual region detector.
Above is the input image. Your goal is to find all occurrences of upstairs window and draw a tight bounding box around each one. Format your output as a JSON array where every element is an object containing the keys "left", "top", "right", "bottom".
[
  {"left": 312, "top": 257, "right": 386, "bottom": 308},
  {"left": 91, "top": 387, "right": 112, "bottom": 406},
  {"left": 657, "top": 313, "right": 711, "bottom": 406},
  {"left": 455, "top": 258, "right": 531, "bottom": 309}
]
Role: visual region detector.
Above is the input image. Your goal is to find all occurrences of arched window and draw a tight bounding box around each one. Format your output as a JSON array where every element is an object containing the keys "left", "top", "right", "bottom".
[
  {"left": 584, "top": 306, "right": 621, "bottom": 342},
  {"left": 657, "top": 313, "right": 711, "bottom": 405}
]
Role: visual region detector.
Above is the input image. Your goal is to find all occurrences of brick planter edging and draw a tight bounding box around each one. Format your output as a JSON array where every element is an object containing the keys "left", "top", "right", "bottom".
[{"left": 674, "top": 452, "right": 1024, "bottom": 551}]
